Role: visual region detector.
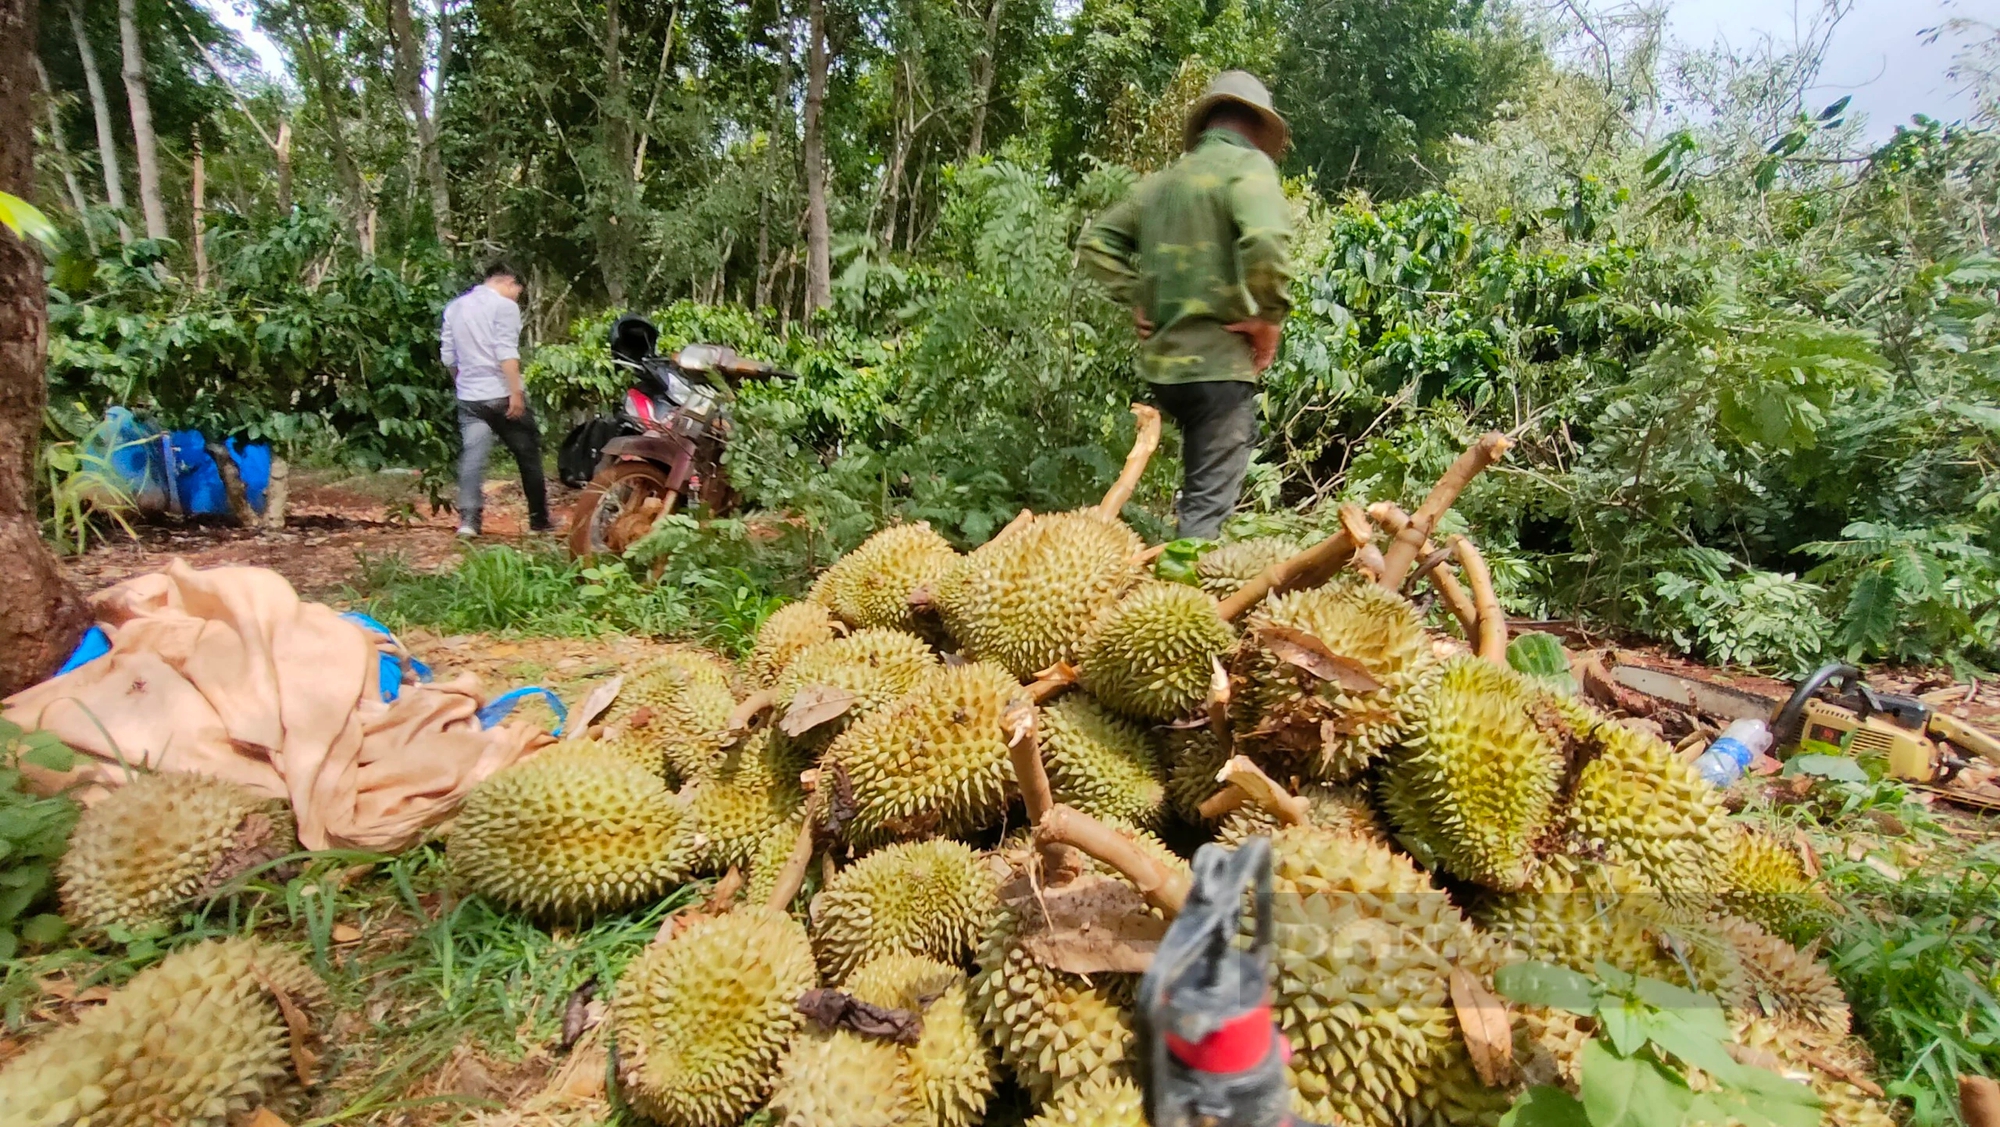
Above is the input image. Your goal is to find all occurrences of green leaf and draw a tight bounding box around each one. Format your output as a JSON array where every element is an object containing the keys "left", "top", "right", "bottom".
[
  {"left": 0, "top": 191, "right": 57, "bottom": 248},
  {"left": 1637, "top": 1006, "right": 1739, "bottom": 1077},
  {"left": 1597, "top": 998, "right": 1649, "bottom": 1057},
  {"left": 1782, "top": 754, "right": 1869, "bottom": 784},
  {"left": 1494, "top": 961, "right": 1597, "bottom": 1014},
  {"left": 1501, "top": 1085, "right": 1592, "bottom": 1127},
  {"left": 19, "top": 913, "right": 68, "bottom": 945},
  {"left": 1580, "top": 1040, "right": 1693, "bottom": 1127},
  {"left": 21, "top": 739, "right": 76, "bottom": 773}
]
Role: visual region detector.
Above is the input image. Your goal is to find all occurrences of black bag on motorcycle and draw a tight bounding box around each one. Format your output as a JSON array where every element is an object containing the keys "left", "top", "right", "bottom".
[{"left": 558, "top": 416, "right": 630, "bottom": 488}]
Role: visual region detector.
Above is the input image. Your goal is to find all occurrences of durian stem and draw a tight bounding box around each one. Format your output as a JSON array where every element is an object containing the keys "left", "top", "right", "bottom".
[
  {"left": 1098, "top": 404, "right": 1163, "bottom": 517},
  {"left": 1197, "top": 786, "right": 1248, "bottom": 820},
  {"left": 1035, "top": 804, "right": 1191, "bottom": 916},
  {"left": 1005, "top": 702, "right": 1085, "bottom": 882},
  {"left": 1216, "top": 507, "right": 1370, "bottom": 622},
  {"left": 1128, "top": 543, "right": 1168, "bottom": 568},
  {"left": 1451, "top": 535, "right": 1509, "bottom": 665},
  {"left": 1368, "top": 502, "right": 1479, "bottom": 639},
  {"left": 1206, "top": 656, "right": 1234, "bottom": 759},
  {"left": 1339, "top": 505, "right": 1379, "bottom": 580},
  {"left": 764, "top": 786, "right": 822, "bottom": 912},
  {"left": 725, "top": 689, "right": 777, "bottom": 743},
  {"left": 1377, "top": 431, "right": 1512, "bottom": 591},
  {"left": 995, "top": 507, "right": 1037, "bottom": 543},
  {"left": 1026, "top": 662, "right": 1078, "bottom": 704},
  {"left": 1212, "top": 755, "right": 1310, "bottom": 825}
]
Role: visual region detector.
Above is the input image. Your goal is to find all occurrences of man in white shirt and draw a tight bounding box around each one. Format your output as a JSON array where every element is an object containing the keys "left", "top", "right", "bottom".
[{"left": 441, "top": 262, "right": 551, "bottom": 535}]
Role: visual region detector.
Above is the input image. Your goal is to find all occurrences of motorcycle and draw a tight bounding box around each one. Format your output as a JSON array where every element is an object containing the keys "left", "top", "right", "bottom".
[{"left": 563, "top": 314, "right": 791, "bottom": 559}]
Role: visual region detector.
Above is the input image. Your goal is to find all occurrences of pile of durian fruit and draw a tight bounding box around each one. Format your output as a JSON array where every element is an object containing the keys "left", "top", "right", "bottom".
[{"left": 0, "top": 410, "right": 1881, "bottom": 1127}]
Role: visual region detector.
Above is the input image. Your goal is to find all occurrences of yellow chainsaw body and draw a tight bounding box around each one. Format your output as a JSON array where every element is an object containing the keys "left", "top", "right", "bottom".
[{"left": 1798, "top": 698, "right": 1943, "bottom": 781}]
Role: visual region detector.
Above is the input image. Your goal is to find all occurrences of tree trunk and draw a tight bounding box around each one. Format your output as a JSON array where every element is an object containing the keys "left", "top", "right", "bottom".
[
  {"left": 261, "top": 455, "right": 288, "bottom": 530},
  {"left": 295, "top": 32, "right": 369, "bottom": 247},
  {"left": 32, "top": 57, "right": 96, "bottom": 248},
  {"left": 598, "top": 0, "right": 632, "bottom": 308},
  {"left": 1, "top": 0, "right": 92, "bottom": 697},
  {"left": 116, "top": 0, "right": 167, "bottom": 240},
  {"left": 68, "top": 0, "right": 129, "bottom": 242},
  {"left": 190, "top": 124, "right": 207, "bottom": 287},
  {"left": 275, "top": 118, "right": 292, "bottom": 213},
  {"left": 388, "top": 0, "right": 451, "bottom": 244},
  {"left": 966, "top": 0, "right": 1003, "bottom": 158},
  {"left": 205, "top": 440, "right": 259, "bottom": 527},
  {"left": 801, "top": 0, "right": 831, "bottom": 315}
]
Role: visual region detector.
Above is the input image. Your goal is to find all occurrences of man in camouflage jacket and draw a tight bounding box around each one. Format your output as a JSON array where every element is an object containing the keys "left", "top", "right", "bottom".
[{"left": 1080, "top": 70, "right": 1294, "bottom": 540}]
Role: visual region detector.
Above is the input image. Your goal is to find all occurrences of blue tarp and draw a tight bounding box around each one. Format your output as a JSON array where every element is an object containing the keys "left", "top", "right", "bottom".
[{"left": 88, "top": 407, "right": 272, "bottom": 517}]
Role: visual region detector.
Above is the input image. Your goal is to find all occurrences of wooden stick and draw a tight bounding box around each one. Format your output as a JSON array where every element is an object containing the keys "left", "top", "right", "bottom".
[
  {"left": 1216, "top": 517, "right": 1365, "bottom": 622},
  {"left": 1035, "top": 804, "right": 1190, "bottom": 916},
  {"left": 1214, "top": 755, "right": 1310, "bottom": 825},
  {"left": 725, "top": 689, "right": 777, "bottom": 743},
  {"left": 1098, "top": 404, "right": 1163, "bottom": 517},
  {"left": 1197, "top": 786, "right": 1249, "bottom": 820},
  {"left": 1377, "top": 432, "right": 1512, "bottom": 591},
  {"left": 1369, "top": 502, "right": 1479, "bottom": 639},
  {"left": 1006, "top": 701, "right": 1084, "bottom": 881},
  {"left": 1026, "top": 662, "right": 1078, "bottom": 704},
  {"left": 1451, "top": 535, "right": 1508, "bottom": 665}
]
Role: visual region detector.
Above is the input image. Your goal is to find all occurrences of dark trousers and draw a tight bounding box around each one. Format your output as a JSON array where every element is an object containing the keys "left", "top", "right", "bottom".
[
  {"left": 1152, "top": 379, "right": 1258, "bottom": 541},
  {"left": 456, "top": 398, "right": 550, "bottom": 531}
]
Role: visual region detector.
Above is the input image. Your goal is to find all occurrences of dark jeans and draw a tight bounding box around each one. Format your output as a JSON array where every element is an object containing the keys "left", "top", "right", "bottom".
[
  {"left": 1152, "top": 379, "right": 1258, "bottom": 541},
  {"left": 457, "top": 398, "right": 550, "bottom": 531}
]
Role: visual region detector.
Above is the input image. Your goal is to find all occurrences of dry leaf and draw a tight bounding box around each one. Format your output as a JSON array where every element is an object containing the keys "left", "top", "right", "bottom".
[
  {"left": 330, "top": 923, "right": 363, "bottom": 944},
  {"left": 1864, "top": 854, "right": 1906, "bottom": 882},
  {"left": 252, "top": 968, "right": 318, "bottom": 1088},
  {"left": 1006, "top": 875, "right": 1167, "bottom": 975},
  {"left": 795, "top": 988, "right": 923, "bottom": 1044},
  {"left": 1450, "top": 969, "right": 1517, "bottom": 1088},
  {"left": 574, "top": 676, "right": 624, "bottom": 731},
  {"left": 242, "top": 1109, "right": 294, "bottom": 1127},
  {"left": 779, "top": 685, "right": 859, "bottom": 737},
  {"left": 1257, "top": 626, "right": 1385, "bottom": 692}
]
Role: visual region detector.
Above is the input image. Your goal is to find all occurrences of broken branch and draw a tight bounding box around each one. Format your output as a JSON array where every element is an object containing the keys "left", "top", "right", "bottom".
[
  {"left": 725, "top": 689, "right": 777, "bottom": 743},
  {"left": 1026, "top": 662, "right": 1079, "bottom": 704},
  {"left": 1368, "top": 502, "right": 1478, "bottom": 639},
  {"left": 1451, "top": 535, "right": 1508, "bottom": 665},
  {"left": 764, "top": 776, "right": 822, "bottom": 911},
  {"left": 1217, "top": 508, "right": 1370, "bottom": 622},
  {"left": 1098, "top": 404, "right": 1163, "bottom": 517},
  {"left": 1377, "top": 432, "right": 1512, "bottom": 591},
  {"left": 1213, "top": 755, "right": 1310, "bottom": 825},
  {"left": 1034, "top": 804, "right": 1190, "bottom": 916},
  {"left": 1006, "top": 700, "right": 1084, "bottom": 881}
]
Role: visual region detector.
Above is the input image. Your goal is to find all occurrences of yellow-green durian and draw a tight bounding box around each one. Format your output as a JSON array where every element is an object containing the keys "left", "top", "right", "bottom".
[
  {"left": 1024, "top": 1074, "right": 1147, "bottom": 1127},
  {"left": 0, "top": 936, "right": 323, "bottom": 1127},
  {"left": 1554, "top": 702, "right": 1729, "bottom": 911},
  {"left": 684, "top": 731, "right": 805, "bottom": 873},
  {"left": 746, "top": 817, "right": 806, "bottom": 908},
  {"left": 1039, "top": 694, "right": 1168, "bottom": 828},
  {"left": 1715, "top": 914, "right": 1849, "bottom": 1036},
  {"left": 1379, "top": 657, "right": 1562, "bottom": 891},
  {"left": 810, "top": 523, "right": 961, "bottom": 632},
  {"left": 1727, "top": 1019, "right": 1896, "bottom": 1127},
  {"left": 608, "top": 655, "right": 738, "bottom": 780},
  {"left": 1718, "top": 823, "right": 1830, "bottom": 943},
  {"left": 1476, "top": 865, "right": 1740, "bottom": 996},
  {"left": 544, "top": 730, "right": 670, "bottom": 781},
  {"left": 451, "top": 747, "right": 699, "bottom": 918},
  {"left": 1163, "top": 727, "right": 1233, "bottom": 824},
  {"left": 972, "top": 898, "right": 1140, "bottom": 1103},
  {"left": 934, "top": 509, "right": 1145, "bottom": 678},
  {"left": 1215, "top": 783, "right": 1387, "bottom": 847},
  {"left": 59, "top": 772, "right": 296, "bottom": 937},
  {"left": 612, "top": 905, "right": 818, "bottom": 1127},
  {"left": 811, "top": 838, "right": 999, "bottom": 983},
  {"left": 1076, "top": 582, "right": 1234, "bottom": 722},
  {"left": 1195, "top": 537, "right": 1298, "bottom": 598},
  {"left": 751, "top": 601, "right": 841, "bottom": 688},
  {"left": 847, "top": 954, "right": 996, "bottom": 1127},
  {"left": 770, "top": 628, "right": 940, "bottom": 755},
  {"left": 1231, "top": 578, "right": 1431, "bottom": 781},
  {"left": 831, "top": 662, "right": 1024, "bottom": 844},
  {"left": 768, "top": 1024, "right": 929, "bottom": 1127}
]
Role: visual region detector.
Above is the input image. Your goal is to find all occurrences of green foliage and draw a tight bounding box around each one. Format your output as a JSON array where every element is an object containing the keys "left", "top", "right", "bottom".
[
  {"left": 352, "top": 544, "right": 693, "bottom": 639},
  {"left": 0, "top": 721, "right": 80, "bottom": 962},
  {"left": 0, "top": 191, "right": 57, "bottom": 248},
  {"left": 39, "top": 411, "right": 140, "bottom": 555}
]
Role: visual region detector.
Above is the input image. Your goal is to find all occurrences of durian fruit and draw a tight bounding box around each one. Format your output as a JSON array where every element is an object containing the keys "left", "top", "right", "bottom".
[
  {"left": 810, "top": 523, "right": 961, "bottom": 632},
  {"left": 1476, "top": 864, "right": 1741, "bottom": 996},
  {"left": 1718, "top": 823, "right": 1830, "bottom": 943},
  {"left": 451, "top": 746, "right": 699, "bottom": 918},
  {"left": 767, "top": 1022, "right": 929, "bottom": 1127},
  {"left": 1039, "top": 695, "right": 1168, "bottom": 828},
  {"left": 1215, "top": 783, "right": 1387, "bottom": 847},
  {"left": 810, "top": 838, "right": 999, "bottom": 983},
  {"left": 1230, "top": 578, "right": 1431, "bottom": 782},
  {"left": 1162, "top": 728, "right": 1232, "bottom": 823},
  {"left": 1075, "top": 582, "right": 1234, "bottom": 722},
  {"left": 607, "top": 655, "right": 738, "bottom": 780},
  {"left": 752, "top": 602, "right": 841, "bottom": 688},
  {"left": 60, "top": 772, "right": 297, "bottom": 937},
  {"left": 1513, "top": 1004, "right": 1592, "bottom": 1089},
  {"left": 0, "top": 936, "right": 323, "bottom": 1127},
  {"left": 613, "top": 905, "right": 819, "bottom": 1127},
  {"left": 684, "top": 731, "right": 806, "bottom": 873},
  {"left": 1195, "top": 536, "right": 1297, "bottom": 598},
  {"left": 541, "top": 730, "right": 669, "bottom": 781},
  {"left": 770, "top": 628, "right": 940, "bottom": 757},
  {"left": 933, "top": 509, "right": 1144, "bottom": 679},
  {"left": 1728, "top": 1019, "right": 1898, "bottom": 1127},
  {"left": 1378, "top": 657, "right": 1562, "bottom": 891},
  {"left": 832, "top": 662, "right": 1024, "bottom": 844},
  {"left": 1023, "top": 1074, "right": 1147, "bottom": 1127},
  {"left": 847, "top": 954, "right": 996, "bottom": 1127},
  {"left": 746, "top": 817, "right": 806, "bottom": 907},
  {"left": 1715, "top": 914, "right": 1850, "bottom": 1036},
  {"left": 972, "top": 898, "right": 1140, "bottom": 1103}
]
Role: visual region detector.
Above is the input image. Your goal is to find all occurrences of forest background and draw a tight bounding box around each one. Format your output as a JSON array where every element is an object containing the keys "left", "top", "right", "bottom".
[{"left": 18, "top": 0, "right": 2000, "bottom": 676}]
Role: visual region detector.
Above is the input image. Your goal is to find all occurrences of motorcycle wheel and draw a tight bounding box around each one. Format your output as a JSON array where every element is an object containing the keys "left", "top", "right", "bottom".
[{"left": 567, "top": 461, "right": 679, "bottom": 560}]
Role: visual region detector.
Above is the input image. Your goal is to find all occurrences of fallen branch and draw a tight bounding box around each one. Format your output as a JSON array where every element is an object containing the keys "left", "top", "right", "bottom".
[
  {"left": 1451, "top": 535, "right": 1508, "bottom": 665},
  {"left": 1368, "top": 502, "right": 1479, "bottom": 639},
  {"left": 1006, "top": 701, "right": 1083, "bottom": 881},
  {"left": 1377, "top": 432, "right": 1512, "bottom": 591},
  {"left": 1216, "top": 505, "right": 1371, "bottom": 622},
  {"left": 1211, "top": 755, "right": 1309, "bottom": 825},
  {"left": 725, "top": 689, "right": 777, "bottom": 743},
  {"left": 764, "top": 775, "right": 823, "bottom": 911},
  {"left": 1098, "top": 404, "right": 1163, "bottom": 517},
  {"left": 1034, "top": 804, "right": 1190, "bottom": 915},
  {"left": 1026, "top": 662, "right": 1079, "bottom": 704}
]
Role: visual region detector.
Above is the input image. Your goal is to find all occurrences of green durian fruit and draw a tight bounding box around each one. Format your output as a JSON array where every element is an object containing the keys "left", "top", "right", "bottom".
[
  {"left": 1718, "top": 823, "right": 1831, "bottom": 943},
  {"left": 1476, "top": 865, "right": 1740, "bottom": 996},
  {"left": 1039, "top": 695, "right": 1168, "bottom": 828},
  {"left": 684, "top": 730, "right": 806, "bottom": 873},
  {"left": 768, "top": 1024, "right": 928, "bottom": 1127},
  {"left": 1162, "top": 728, "right": 1232, "bottom": 823},
  {"left": 972, "top": 898, "right": 1140, "bottom": 1103},
  {"left": 1378, "top": 657, "right": 1563, "bottom": 891},
  {"left": 831, "top": 662, "right": 1024, "bottom": 844},
  {"left": 746, "top": 817, "right": 806, "bottom": 908},
  {"left": 1513, "top": 1004, "right": 1592, "bottom": 1090},
  {"left": 770, "top": 628, "right": 940, "bottom": 757},
  {"left": 1230, "top": 578, "right": 1431, "bottom": 781},
  {"left": 0, "top": 936, "right": 323, "bottom": 1127},
  {"left": 810, "top": 523, "right": 961, "bottom": 633},
  {"left": 1215, "top": 783, "right": 1387, "bottom": 847},
  {"left": 846, "top": 953, "right": 996, "bottom": 1127},
  {"left": 810, "top": 838, "right": 999, "bottom": 983},
  {"left": 451, "top": 746, "right": 699, "bottom": 918},
  {"left": 59, "top": 772, "right": 296, "bottom": 937},
  {"left": 1195, "top": 537, "right": 1298, "bottom": 598},
  {"left": 608, "top": 654, "right": 738, "bottom": 781},
  {"left": 1024, "top": 1074, "right": 1147, "bottom": 1127},
  {"left": 1728, "top": 1019, "right": 1897, "bottom": 1127},
  {"left": 545, "top": 730, "right": 669, "bottom": 781},
  {"left": 751, "top": 601, "right": 841, "bottom": 688},
  {"left": 1715, "top": 914, "right": 1850, "bottom": 1036},
  {"left": 612, "top": 905, "right": 819, "bottom": 1127},
  {"left": 1076, "top": 582, "right": 1234, "bottom": 722},
  {"left": 934, "top": 510, "right": 1145, "bottom": 679}
]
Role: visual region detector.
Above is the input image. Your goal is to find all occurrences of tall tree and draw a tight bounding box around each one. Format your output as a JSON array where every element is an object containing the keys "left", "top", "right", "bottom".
[
  {"left": 965, "top": 0, "right": 1002, "bottom": 157},
  {"left": 67, "top": 0, "right": 130, "bottom": 240},
  {"left": 801, "top": 0, "right": 830, "bottom": 313},
  {"left": 116, "top": 0, "right": 168, "bottom": 238},
  {"left": 33, "top": 57, "right": 97, "bottom": 234},
  {"left": 597, "top": 0, "right": 633, "bottom": 306},
  {"left": 388, "top": 0, "right": 451, "bottom": 242},
  {"left": 2, "top": 0, "right": 92, "bottom": 697}
]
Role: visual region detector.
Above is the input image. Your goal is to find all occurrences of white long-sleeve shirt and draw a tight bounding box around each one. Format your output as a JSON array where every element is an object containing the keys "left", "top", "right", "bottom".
[{"left": 440, "top": 284, "right": 522, "bottom": 401}]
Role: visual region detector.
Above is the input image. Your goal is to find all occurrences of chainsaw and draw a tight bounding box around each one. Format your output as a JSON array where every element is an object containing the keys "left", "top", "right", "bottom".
[{"left": 1771, "top": 662, "right": 2000, "bottom": 784}]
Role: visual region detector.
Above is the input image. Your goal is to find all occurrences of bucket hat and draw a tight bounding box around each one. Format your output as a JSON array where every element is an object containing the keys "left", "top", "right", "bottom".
[{"left": 1183, "top": 70, "right": 1289, "bottom": 159}]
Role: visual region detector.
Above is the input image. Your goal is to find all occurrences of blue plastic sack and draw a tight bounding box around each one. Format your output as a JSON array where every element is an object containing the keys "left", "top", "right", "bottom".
[
  {"left": 339, "top": 612, "right": 434, "bottom": 702},
  {"left": 477, "top": 687, "right": 568, "bottom": 736},
  {"left": 55, "top": 626, "right": 112, "bottom": 676},
  {"left": 170, "top": 433, "right": 271, "bottom": 516}
]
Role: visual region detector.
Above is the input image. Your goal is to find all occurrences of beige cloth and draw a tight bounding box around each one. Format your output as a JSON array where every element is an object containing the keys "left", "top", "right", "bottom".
[{"left": 2, "top": 560, "right": 544, "bottom": 851}]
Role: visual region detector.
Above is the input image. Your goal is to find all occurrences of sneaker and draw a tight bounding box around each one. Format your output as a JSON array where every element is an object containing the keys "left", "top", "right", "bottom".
[
  {"left": 528, "top": 519, "right": 556, "bottom": 534},
  {"left": 456, "top": 524, "right": 479, "bottom": 538}
]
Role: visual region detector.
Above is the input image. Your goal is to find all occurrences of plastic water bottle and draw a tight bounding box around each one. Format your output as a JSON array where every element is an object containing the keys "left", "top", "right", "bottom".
[{"left": 1693, "top": 718, "right": 1773, "bottom": 787}]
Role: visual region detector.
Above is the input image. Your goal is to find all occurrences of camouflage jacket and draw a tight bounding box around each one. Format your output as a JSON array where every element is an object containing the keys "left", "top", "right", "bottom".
[{"left": 1079, "top": 129, "right": 1295, "bottom": 385}]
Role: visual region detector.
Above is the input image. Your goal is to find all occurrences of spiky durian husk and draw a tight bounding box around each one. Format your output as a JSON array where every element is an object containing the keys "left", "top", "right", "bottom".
[
  {"left": 1215, "top": 783, "right": 1387, "bottom": 847},
  {"left": 0, "top": 937, "right": 323, "bottom": 1127},
  {"left": 810, "top": 523, "right": 961, "bottom": 632},
  {"left": 1718, "top": 823, "right": 1831, "bottom": 943},
  {"left": 1726, "top": 1019, "right": 1897, "bottom": 1127},
  {"left": 1039, "top": 695, "right": 1168, "bottom": 828},
  {"left": 1379, "top": 657, "right": 1562, "bottom": 891},
  {"left": 1514, "top": 1005, "right": 1593, "bottom": 1089},
  {"left": 746, "top": 818, "right": 806, "bottom": 907},
  {"left": 1023, "top": 1074, "right": 1147, "bottom": 1127},
  {"left": 542, "top": 731, "right": 669, "bottom": 781},
  {"left": 934, "top": 510, "right": 1144, "bottom": 679},
  {"left": 1230, "top": 579, "right": 1431, "bottom": 782},
  {"left": 613, "top": 905, "right": 819, "bottom": 1127},
  {"left": 972, "top": 900, "right": 1140, "bottom": 1103},
  {"left": 451, "top": 747, "right": 699, "bottom": 918},
  {"left": 1715, "top": 915, "right": 1850, "bottom": 1036},
  {"left": 684, "top": 731, "right": 805, "bottom": 873},
  {"left": 811, "top": 839, "right": 999, "bottom": 983},
  {"left": 846, "top": 954, "right": 995, "bottom": 1127},
  {"left": 832, "top": 663, "right": 1023, "bottom": 844},
  {"left": 1195, "top": 537, "right": 1298, "bottom": 598},
  {"left": 752, "top": 601, "right": 842, "bottom": 688},
  {"left": 1075, "top": 582, "right": 1234, "bottom": 722},
  {"left": 59, "top": 772, "right": 296, "bottom": 937},
  {"left": 768, "top": 1026, "right": 929, "bottom": 1127},
  {"left": 606, "top": 656, "right": 738, "bottom": 781},
  {"left": 771, "top": 628, "right": 940, "bottom": 757},
  {"left": 1476, "top": 865, "right": 1741, "bottom": 996}
]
